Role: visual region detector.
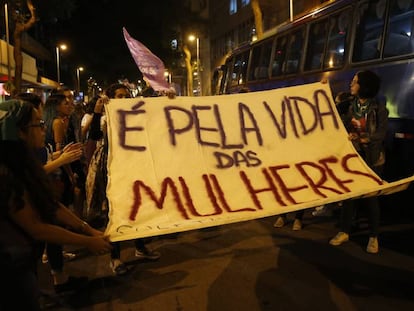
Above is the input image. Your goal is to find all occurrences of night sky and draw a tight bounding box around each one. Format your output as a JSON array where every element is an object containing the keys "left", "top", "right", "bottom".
[{"left": 52, "top": 0, "right": 174, "bottom": 88}]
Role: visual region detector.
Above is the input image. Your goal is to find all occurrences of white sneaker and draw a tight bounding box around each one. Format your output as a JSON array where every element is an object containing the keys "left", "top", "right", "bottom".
[
  {"left": 312, "top": 205, "right": 327, "bottom": 216},
  {"left": 292, "top": 219, "right": 302, "bottom": 231},
  {"left": 109, "top": 259, "right": 128, "bottom": 276},
  {"left": 329, "top": 232, "right": 349, "bottom": 246},
  {"left": 135, "top": 247, "right": 161, "bottom": 260},
  {"left": 366, "top": 237, "right": 379, "bottom": 254},
  {"left": 273, "top": 216, "right": 285, "bottom": 228},
  {"left": 63, "top": 251, "right": 77, "bottom": 262}
]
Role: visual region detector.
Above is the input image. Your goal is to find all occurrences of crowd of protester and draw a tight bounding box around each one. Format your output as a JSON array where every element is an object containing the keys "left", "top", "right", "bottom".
[
  {"left": 0, "top": 82, "right": 165, "bottom": 310},
  {"left": 0, "top": 70, "right": 389, "bottom": 310}
]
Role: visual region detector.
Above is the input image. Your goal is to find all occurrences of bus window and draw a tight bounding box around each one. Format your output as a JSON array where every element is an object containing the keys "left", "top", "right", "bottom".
[
  {"left": 230, "top": 55, "right": 239, "bottom": 86},
  {"left": 222, "top": 57, "right": 233, "bottom": 93},
  {"left": 352, "top": 0, "right": 385, "bottom": 62},
  {"left": 271, "top": 36, "right": 287, "bottom": 77},
  {"left": 285, "top": 27, "right": 305, "bottom": 74},
  {"left": 261, "top": 41, "right": 273, "bottom": 76},
  {"left": 249, "top": 45, "right": 262, "bottom": 80},
  {"left": 230, "top": 51, "right": 249, "bottom": 86},
  {"left": 384, "top": 0, "right": 414, "bottom": 57},
  {"left": 323, "top": 9, "right": 351, "bottom": 68},
  {"left": 305, "top": 19, "right": 329, "bottom": 71},
  {"left": 212, "top": 65, "right": 225, "bottom": 95},
  {"left": 249, "top": 39, "right": 273, "bottom": 81}
]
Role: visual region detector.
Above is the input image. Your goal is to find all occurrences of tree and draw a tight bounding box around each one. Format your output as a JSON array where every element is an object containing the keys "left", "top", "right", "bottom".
[
  {"left": 158, "top": 1, "right": 207, "bottom": 96},
  {"left": 12, "top": 0, "right": 36, "bottom": 94},
  {"left": 182, "top": 45, "right": 193, "bottom": 96},
  {"left": 251, "top": 0, "right": 264, "bottom": 40}
]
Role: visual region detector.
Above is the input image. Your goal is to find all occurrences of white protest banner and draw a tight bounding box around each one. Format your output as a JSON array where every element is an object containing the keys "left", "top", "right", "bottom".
[{"left": 104, "top": 82, "right": 414, "bottom": 241}]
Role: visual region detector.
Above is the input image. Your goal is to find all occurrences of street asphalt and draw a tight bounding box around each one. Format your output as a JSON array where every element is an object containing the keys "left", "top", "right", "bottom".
[{"left": 37, "top": 200, "right": 414, "bottom": 311}]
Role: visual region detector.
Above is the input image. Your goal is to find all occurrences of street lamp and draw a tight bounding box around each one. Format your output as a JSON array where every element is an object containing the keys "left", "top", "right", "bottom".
[
  {"left": 76, "top": 66, "right": 84, "bottom": 94},
  {"left": 56, "top": 44, "right": 67, "bottom": 84},
  {"left": 164, "top": 70, "right": 171, "bottom": 84},
  {"left": 188, "top": 34, "right": 201, "bottom": 96},
  {"left": 4, "top": 4, "right": 11, "bottom": 83}
]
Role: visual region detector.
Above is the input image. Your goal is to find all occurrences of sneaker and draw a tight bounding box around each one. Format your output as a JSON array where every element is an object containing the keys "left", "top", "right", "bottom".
[
  {"left": 329, "top": 232, "right": 349, "bottom": 246},
  {"left": 135, "top": 247, "right": 161, "bottom": 261},
  {"left": 54, "top": 276, "right": 88, "bottom": 294},
  {"left": 63, "top": 251, "right": 77, "bottom": 262},
  {"left": 42, "top": 253, "right": 48, "bottom": 264},
  {"left": 312, "top": 205, "right": 327, "bottom": 216},
  {"left": 273, "top": 216, "right": 285, "bottom": 228},
  {"left": 366, "top": 237, "right": 379, "bottom": 254},
  {"left": 109, "top": 259, "right": 128, "bottom": 276},
  {"left": 292, "top": 219, "right": 302, "bottom": 231}
]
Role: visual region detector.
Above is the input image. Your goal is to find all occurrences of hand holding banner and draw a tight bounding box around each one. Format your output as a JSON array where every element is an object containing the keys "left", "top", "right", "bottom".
[{"left": 104, "top": 82, "right": 414, "bottom": 241}]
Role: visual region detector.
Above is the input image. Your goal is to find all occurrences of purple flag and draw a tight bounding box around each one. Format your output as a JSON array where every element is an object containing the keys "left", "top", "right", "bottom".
[{"left": 123, "top": 27, "right": 170, "bottom": 92}]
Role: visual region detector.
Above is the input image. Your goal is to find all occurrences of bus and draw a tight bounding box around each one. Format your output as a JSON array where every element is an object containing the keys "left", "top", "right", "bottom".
[{"left": 213, "top": 0, "right": 414, "bottom": 217}]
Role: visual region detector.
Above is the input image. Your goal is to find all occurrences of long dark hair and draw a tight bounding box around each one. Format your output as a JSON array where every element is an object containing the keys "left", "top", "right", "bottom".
[
  {"left": 105, "top": 83, "right": 130, "bottom": 98},
  {"left": 14, "top": 93, "right": 43, "bottom": 109},
  {"left": 43, "top": 94, "right": 67, "bottom": 147},
  {"left": 0, "top": 103, "right": 57, "bottom": 222},
  {"left": 356, "top": 70, "right": 381, "bottom": 99}
]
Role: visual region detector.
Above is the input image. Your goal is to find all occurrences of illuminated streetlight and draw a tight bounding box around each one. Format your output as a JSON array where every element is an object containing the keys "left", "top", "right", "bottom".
[
  {"left": 56, "top": 44, "right": 67, "bottom": 84},
  {"left": 164, "top": 70, "right": 171, "bottom": 84},
  {"left": 76, "top": 66, "right": 84, "bottom": 94},
  {"left": 251, "top": 28, "right": 258, "bottom": 42},
  {"left": 188, "top": 34, "right": 201, "bottom": 96},
  {"left": 4, "top": 4, "right": 11, "bottom": 83}
]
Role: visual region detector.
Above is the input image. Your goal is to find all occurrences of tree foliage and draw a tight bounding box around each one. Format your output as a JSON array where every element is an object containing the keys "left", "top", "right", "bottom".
[{"left": 158, "top": 2, "right": 207, "bottom": 95}]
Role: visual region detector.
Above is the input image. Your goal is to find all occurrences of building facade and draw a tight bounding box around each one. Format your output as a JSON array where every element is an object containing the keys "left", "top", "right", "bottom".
[{"left": 0, "top": 33, "right": 57, "bottom": 100}]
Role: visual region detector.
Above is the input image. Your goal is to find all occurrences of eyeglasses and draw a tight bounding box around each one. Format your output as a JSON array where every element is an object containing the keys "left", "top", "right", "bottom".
[{"left": 25, "top": 119, "right": 46, "bottom": 129}]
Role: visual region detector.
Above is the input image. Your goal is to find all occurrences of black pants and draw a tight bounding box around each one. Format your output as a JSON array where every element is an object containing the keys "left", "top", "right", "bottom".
[
  {"left": 110, "top": 238, "right": 146, "bottom": 260},
  {"left": 339, "top": 196, "right": 380, "bottom": 237},
  {"left": 339, "top": 163, "right": 383, "bottom": 237},
  {"left": 46, "top": 243, "right": 64, "bottom": 273}
]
